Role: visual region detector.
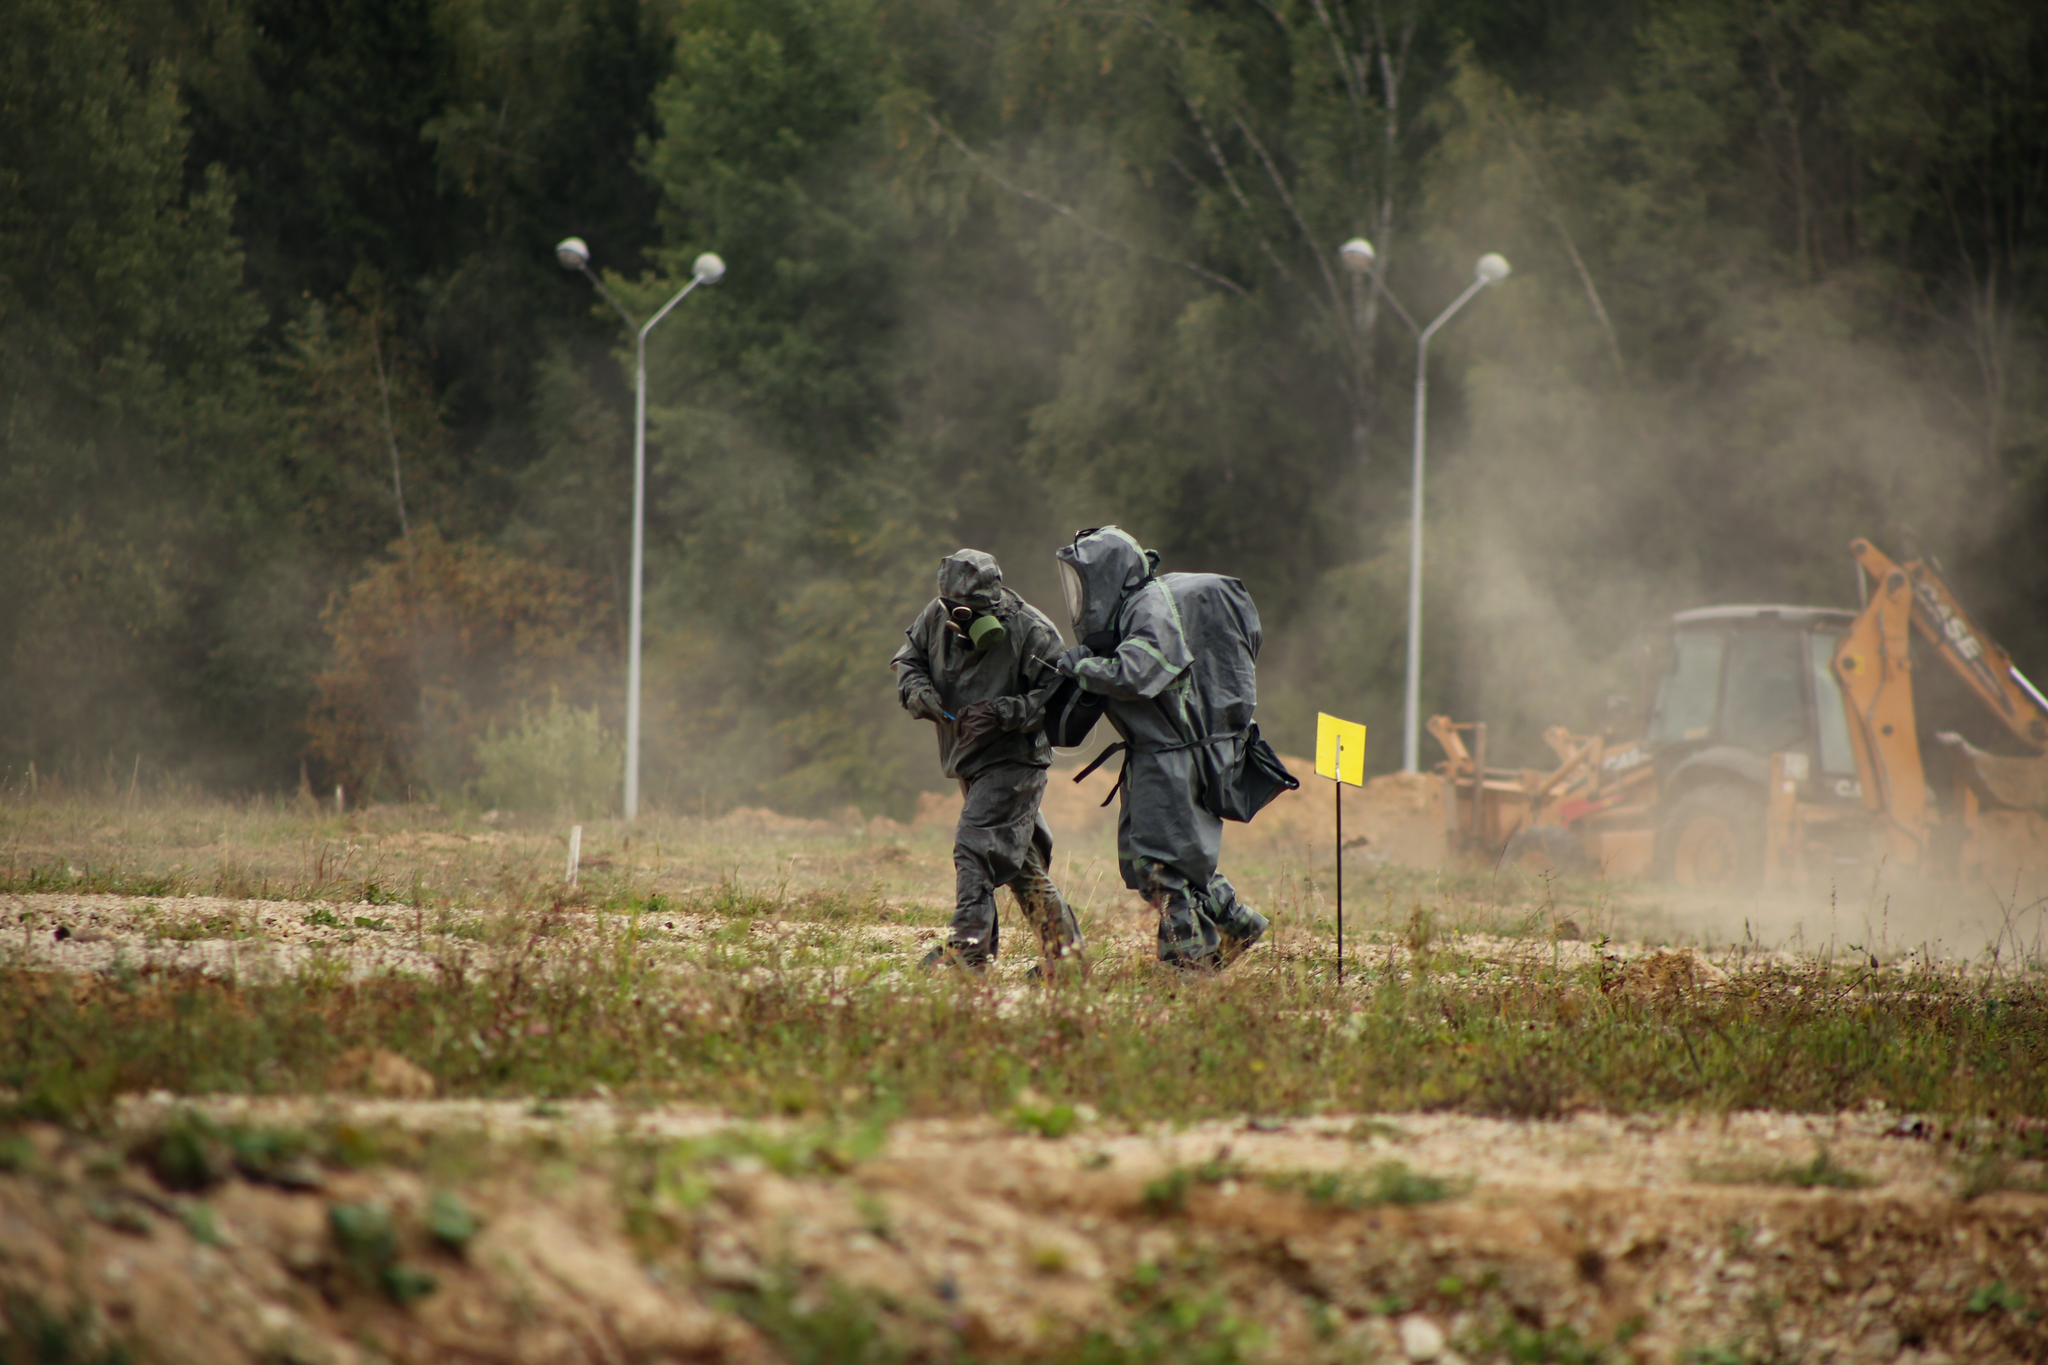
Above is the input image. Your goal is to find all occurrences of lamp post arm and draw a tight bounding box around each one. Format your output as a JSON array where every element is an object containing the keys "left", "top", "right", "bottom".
[
  {"left": 1420, "top": 276, "right": 1490, "bottom": 347},
  {"left": 577, "top": 265, "right": 640, "bottom": 334},
  {"left": 1369, "top": 272, "right": 1420, "bottom": 335},
  {"left": 640, "top": 276, "right": 704, "bottom": 342}
]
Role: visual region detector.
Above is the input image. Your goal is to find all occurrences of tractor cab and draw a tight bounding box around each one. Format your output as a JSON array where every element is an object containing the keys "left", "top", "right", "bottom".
[
  {"left": 1642, "top": 606, "right": 1861, "bottom": 885},
  {"left": 1646, "top": 606, "right": 1864, "bottom": 808}
]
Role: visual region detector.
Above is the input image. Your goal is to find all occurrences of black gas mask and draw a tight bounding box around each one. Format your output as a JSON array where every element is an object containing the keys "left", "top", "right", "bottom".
[{"left": 943, "top": 600, "right": 1006, "bottom": 651}]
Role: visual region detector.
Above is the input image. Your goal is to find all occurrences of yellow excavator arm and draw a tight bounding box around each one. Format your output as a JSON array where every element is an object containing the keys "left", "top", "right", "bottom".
[
  {"left": 1834, "top": 545, "right": 1927, "bottom": 862},
  {"left": 1851, "top": 539, "right": 2048, "bottom": 755},
  {"left": 1835, "top": 539, "right": 2048, "bottom": 869}
]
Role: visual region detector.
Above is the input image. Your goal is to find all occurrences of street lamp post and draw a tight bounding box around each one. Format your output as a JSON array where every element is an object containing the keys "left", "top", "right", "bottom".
[
  {"left": 1339, "top": 241, "right": 1510, "bottom": 774},
  {"left": 556, "top": 237, "right": 725, "bottom": 819}
]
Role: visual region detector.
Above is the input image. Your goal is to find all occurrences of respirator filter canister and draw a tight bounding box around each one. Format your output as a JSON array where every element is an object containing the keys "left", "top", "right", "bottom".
[{"left": 949, "top": 604, "right": 1006, "bottom": 651}]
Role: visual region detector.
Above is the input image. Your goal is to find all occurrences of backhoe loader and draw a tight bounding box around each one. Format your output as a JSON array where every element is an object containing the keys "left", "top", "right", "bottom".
[{"left": 1428, "top": 539, "right": 2048, "bottom": 893}]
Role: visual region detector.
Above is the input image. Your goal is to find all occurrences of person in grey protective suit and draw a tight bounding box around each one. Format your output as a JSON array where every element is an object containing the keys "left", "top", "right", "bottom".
[
  {"left": 1052, "top": 526, "right": 1269, "bottom": 968},
  {"left": 893, "top": 549, "right": 1085, "bottom": 975}
]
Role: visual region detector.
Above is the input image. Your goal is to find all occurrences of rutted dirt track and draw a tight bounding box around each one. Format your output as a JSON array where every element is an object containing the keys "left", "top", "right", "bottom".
[{"left": 3, "top": 1098, "right": 2044, "bottom": 1364}]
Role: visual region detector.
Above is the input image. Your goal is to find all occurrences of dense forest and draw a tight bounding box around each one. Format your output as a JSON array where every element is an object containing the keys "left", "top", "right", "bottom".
[{"left": 4, "top": 0, "right": 2044, "bottom": 816}]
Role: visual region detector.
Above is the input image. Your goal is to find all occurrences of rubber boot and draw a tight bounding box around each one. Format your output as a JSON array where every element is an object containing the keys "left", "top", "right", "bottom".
[
  {"left": 1216, "top": 905, "right": 1268, "bottom": 966},
  {"left": 1209, "top": 876, "right": 1268, "bottom": 967},
  {"left": 921, "top": 941, "right": 990, "bottom": 974},
  {"left": 1156, "top": 890, "right": 1220, "bottom": 969}
]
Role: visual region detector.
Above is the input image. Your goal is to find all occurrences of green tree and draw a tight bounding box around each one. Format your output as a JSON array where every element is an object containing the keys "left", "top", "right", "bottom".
[
  {"left": 0, "top": 0, "right": 266, "bottom": 780},
  {"left": 280, "top": 268, "right": 454, "bottom": 553},
  {"left": 622, "top": 0, "right": 943, "bottom": 813}
]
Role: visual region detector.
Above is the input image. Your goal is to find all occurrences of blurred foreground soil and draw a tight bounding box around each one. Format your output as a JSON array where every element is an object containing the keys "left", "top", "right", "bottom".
[{"left": 4, "top": 1099, "right": 2044, "bottom": 1365}]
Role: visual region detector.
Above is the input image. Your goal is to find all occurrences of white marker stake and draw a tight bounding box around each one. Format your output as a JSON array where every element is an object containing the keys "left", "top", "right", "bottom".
[
  {"left": 567, "top": 825, "right": 583, "bottom": 887},
  {"left": 1335, "top": 737, "right": 1344, "bottom": 986},
  {"left": 335, "top": 784, "right": 345, "bottom": 815}
]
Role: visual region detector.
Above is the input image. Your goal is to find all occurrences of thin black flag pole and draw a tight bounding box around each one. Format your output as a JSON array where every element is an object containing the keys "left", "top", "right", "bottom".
[{"left": 1335, "top": 737, "right": 1344, "bottom": 986}]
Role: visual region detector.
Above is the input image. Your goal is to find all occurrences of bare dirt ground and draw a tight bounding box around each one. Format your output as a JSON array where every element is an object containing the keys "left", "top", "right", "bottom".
[
  {"left": 3, "top": 766, "right": 2046, "bottom": 1363},
  {"left": 3, "top": 1097, "right": 2044, "bottom": 1365}
]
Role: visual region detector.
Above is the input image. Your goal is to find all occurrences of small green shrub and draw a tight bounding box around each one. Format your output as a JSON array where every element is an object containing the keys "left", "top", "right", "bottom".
[
  {"left": 0, "top": 1130, "right": 37, "bottom": 1172},
  {"left": 329, "top": 1201, "right": 438, "bottom": 1304},
  {"left": 181, "top": 1201, "right": 222, "bottom": 1245},
  {"left": 1142, "top": 1156, "right": 1245, "bottom": 1215},
  {"left": 736, "top": 1275, "right": 906, "bottom": 1365},
  {"left": 1266, "top": 1160, "right": 1463, "bottom": 1209},
  {"left": 1481, "top": 1320, "right": 1606, "bottom": 1364},
  {"left": 1768, "top": 1148, "right": 1873, "bottom": 1190},
  {"left": 329, "top": 1201, "right": 396, "bottom": 1270},
  {"left": 1012, "top": 1099, "right": 1079, "bottom": 1139},
  {"left": 1968, "top": 1280, "right": 2024, "bottom": 1315},
  {"left": 0, "top": 1290, "right": 135, "bottom": 1364},
  {"left": 427, "top": 1191, "right": 479, "bottom": 1251},
  {"left": 134, "top": 1111, "right": 232, "bottom": 1192},
  {"left": 470, "top": 695, "right": 620, "bottom": 817}
]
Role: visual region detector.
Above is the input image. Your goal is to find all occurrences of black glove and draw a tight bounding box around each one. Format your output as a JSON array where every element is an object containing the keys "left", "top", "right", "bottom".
[
  {"left": 904, "top": 684, "right": 947, "bottom": 723},
  {"left": 954, "top": 699, "right": 1002, "bottom": 744},
  {"left": 1055, "top": 645, "right": 1094, "bottom": 678}
]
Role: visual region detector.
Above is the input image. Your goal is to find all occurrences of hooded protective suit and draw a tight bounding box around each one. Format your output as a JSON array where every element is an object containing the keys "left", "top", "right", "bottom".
[
  {"left": 893, "top": 550, "right": 1082, "bottom": 971},
  {"left": 1053, "top": 527, "right": 1268, "bottom": 966}
]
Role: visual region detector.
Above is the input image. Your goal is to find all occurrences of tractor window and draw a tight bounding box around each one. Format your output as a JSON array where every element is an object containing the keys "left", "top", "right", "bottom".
[
  {"left": 1649, "top": 629, "right": 1723, "bottom": 746},
  {"left": 1721, "top": 629, "right": 1809, "bottom": 754},
  {"left": 1809, "top": 631, "right": 1856, "bottom": 775}
]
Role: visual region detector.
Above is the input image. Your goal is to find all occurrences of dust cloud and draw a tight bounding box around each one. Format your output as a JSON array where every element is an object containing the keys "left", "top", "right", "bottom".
[{"left": 1626, "top": 877, "right": 2048, "bottom": 967}]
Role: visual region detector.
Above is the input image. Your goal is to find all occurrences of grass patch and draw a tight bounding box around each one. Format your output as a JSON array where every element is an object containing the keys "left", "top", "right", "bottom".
[
  {"left": 155, "top": 914, "right": 253, "bottom": 943},
  {"left": 5, "top": 796, "right": 2048, "bottom": 1130},
  {"left": 734, "top": 1276, "right": 912, "bottom": 1365},
  {"left": 0, "top": 862, "right": 190, "bottom": 899},
  {"left": 1765, "top": 1147, "right": 1875, "bottom": 1190},
  {"left": 3, "top": 931, "right": 2047, "bottom": 1126},
  {"left": 1012, "top": 1097, "right": 1082, "bottom": 1139},
  {"left": 1141, "top": 1156, "right": 1245, "bottom": 1215},
  {"left": 1472, "top": 1319, "right": 1613, "bottom": 1365},
  {"left": 1265, "top": 1160, "right": 1465, "bottom": 1208},
  {"left": 0, "top": 1290, "right": 135, "bottom": 1364},
  {"left": 1693, "top": 1146, "right": 1875, "bottom": 1191},
  {"left": 1967, "top": 1280, "right": 2026, "bottom": 1315}
]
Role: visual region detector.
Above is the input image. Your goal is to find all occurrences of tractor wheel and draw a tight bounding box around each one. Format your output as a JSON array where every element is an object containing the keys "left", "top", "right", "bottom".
[
  {"left": 1654, "top": 785, "right": 1764, "bottom": 890},
  {"left": 1501, "top": 824, "right": 1590, "bottom": 878}
]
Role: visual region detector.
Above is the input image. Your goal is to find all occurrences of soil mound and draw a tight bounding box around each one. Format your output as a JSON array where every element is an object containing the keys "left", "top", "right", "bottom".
[
  {"left": 1231, "top": 757, "right": 1446, "bottom": 867},
  {"left": 5, "top": 1103, "right": 2043, "bottom": 1364}
]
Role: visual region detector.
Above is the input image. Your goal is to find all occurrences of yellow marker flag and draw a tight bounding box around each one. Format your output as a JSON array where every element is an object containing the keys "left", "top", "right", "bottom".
[{"left": 1316, "top": 713, "right": 1367, "bottom": 786}]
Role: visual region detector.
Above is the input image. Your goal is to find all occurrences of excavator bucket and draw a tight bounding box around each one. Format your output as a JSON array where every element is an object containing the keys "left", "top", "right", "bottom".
[{"left": 1937, "top": 733, "right": 2048, "bottom": 814}]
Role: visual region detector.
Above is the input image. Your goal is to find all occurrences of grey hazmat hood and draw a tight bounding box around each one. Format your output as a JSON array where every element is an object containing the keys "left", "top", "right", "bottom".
[
  {"left": 937, "top": 549, "right": 1005, "bottom": 611},
  {"left": 1054, "top": 526, "right": 1151, "bottom": 641}
]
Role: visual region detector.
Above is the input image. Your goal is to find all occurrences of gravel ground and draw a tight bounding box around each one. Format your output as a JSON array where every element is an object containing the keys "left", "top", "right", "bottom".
[{"left": 1, "top": 888, "right": 1864, "bottom": 987}]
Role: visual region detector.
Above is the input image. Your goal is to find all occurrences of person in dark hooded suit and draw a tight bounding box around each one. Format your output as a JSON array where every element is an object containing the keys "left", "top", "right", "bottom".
[
  {"left": 893, "top": 549, "right": 1085, "bottom": 975},
  {"left": 1052, "top": 526, "right": 1269, "bottom": 968}
]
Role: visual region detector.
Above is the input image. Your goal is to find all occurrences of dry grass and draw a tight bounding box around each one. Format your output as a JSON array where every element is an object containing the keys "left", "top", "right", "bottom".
[{"left": 3, "top": 790, "right": 2045, "bottom": 1132}]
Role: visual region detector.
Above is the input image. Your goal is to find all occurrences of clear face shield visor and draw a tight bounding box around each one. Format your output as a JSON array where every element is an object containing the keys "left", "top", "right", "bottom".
[{"left": 1057, "top": 560, "right": 1086, "bottom": 630}]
